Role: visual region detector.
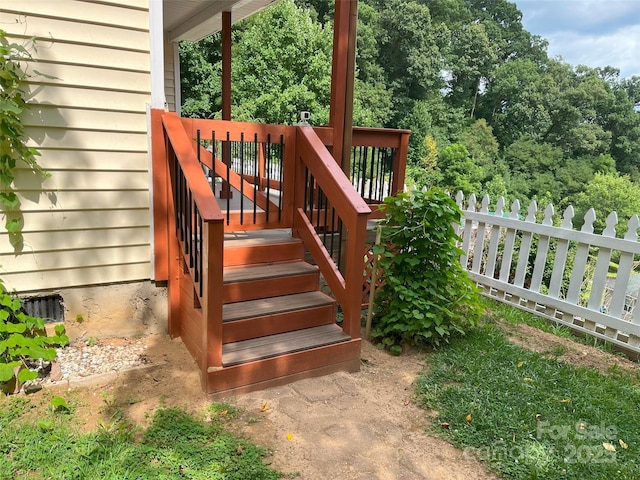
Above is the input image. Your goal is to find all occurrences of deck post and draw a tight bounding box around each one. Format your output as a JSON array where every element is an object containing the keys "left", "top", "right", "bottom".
[
  {"left": 151, "top": 108, "right": 169, "bottom": 281},
  {"left": 219, "top": 10, "right": 234, "bottom": 199},
  {"left": 329, "top": 0, "right": 358, "bottom": 176}
]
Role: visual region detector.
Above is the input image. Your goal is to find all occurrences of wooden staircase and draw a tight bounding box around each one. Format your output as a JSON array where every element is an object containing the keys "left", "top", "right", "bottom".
[{"left": 204, "top": 232, "right": 360, "bottom": 396}]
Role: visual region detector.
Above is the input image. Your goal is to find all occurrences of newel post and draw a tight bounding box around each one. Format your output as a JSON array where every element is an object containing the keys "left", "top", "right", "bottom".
[{"left": 151, "top": 108, "right": 169, "bottom": 281}]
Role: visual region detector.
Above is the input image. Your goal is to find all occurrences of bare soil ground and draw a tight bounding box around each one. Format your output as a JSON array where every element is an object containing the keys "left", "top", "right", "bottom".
[{"left": 20, "top": 324, "right": 639, "bottom": 479}]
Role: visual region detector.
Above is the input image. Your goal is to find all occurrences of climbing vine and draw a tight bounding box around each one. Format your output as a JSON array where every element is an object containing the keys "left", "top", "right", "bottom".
[
  {"left": 0, "top": 28, "right": 50, "bottom": 235},
  {"left": 372, "top": 188, "right": 483, "bottom": 351}
]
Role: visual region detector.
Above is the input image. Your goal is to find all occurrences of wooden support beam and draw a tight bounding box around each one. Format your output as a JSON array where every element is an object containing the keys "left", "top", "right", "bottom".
[
  {"left": 220, "top": 10, "right": 233, "bottom": 199},
  {"left": 329, "top": 0, "right": 358, "bottom": 176}
]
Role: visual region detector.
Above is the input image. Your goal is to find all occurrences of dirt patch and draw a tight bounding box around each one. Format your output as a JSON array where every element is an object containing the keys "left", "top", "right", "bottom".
[
  {"left": 503, "top": 322, "right": 640, "bottom": 375},
  {"left": 18, "top": 333, "right": 496, "bottom": 480},
  {"left": 15, "top": 323, "right": 640, "bottom": 478}
]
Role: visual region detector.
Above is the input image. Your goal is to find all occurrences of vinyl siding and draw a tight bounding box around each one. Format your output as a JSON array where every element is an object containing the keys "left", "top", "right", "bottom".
[
  {"left": 164, "top": 41, "right": 177, "bottom": 111},
  {"left": 0, "top": 0, "right": 153, "bottom": 292}
]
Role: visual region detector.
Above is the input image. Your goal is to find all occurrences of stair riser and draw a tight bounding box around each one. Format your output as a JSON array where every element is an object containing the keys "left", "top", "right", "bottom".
[
  {"left": 207, "top": 339, "right": 361, "bottom": 395},
  {"left": 224, "top": 243, "right": 304, "bottom": 267},
  {"left": 223, "top": 273, "right": 319, "bottom": 303},
  {"left": 223, "top": 304, "right": 336, "bottom": 343}
]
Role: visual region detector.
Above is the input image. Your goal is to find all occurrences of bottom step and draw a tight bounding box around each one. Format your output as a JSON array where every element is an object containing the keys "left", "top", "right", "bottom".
[
  {"left": 222, "top": 324, "right": 350, "bottom": 366},
  {"left": 208, "top": 338, "right": 361, "bottom": 397}
]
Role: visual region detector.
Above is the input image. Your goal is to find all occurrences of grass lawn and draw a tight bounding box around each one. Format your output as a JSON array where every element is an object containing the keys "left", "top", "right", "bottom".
[
  {"left": 416, "top": 318, "right": 640, "bottom": 480},
  {"left": 0, "top": 397, "right": 282, "bottom": 480}
]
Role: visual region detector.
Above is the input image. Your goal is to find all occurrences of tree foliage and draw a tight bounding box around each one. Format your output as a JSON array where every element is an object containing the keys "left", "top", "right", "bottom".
[{"left": 178, "top": 0, "right": 640, "bottom": 215}]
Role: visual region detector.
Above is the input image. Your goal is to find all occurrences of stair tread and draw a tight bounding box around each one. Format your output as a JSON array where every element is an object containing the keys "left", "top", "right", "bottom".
[
  {"left": 223, "top": 261, "right": 317, "bottom": 283},
  {"left": 222, "top": 324, "right": 350, "bottom": 366},
  {"left": 225, "top": 236, "right": 302, "bottom": 248},
  {"left": 223, "top": 291, "right": 334, "bottom": 322}
]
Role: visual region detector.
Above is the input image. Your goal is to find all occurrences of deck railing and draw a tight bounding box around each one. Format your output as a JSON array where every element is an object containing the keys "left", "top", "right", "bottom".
[
  {"left": 314, "top": 126, "right": 409, "bottom": 217},
  {"left": 457, "top": 192, "right": 640, "bottom": 356},
  {"left": 180, "top": 118, "right": 296, "bottom": 230},
  {"left": 162, "top": 113, "right": 225, "bottom": 372},
  {"left": 157, "top": 114, "right": 397, "bottom": 371},
  {"left": 294, "top": 126, "right": 371, "bottom": 339}
]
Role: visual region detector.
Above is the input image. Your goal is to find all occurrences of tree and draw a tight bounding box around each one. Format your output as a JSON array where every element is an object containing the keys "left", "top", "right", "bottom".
[
  {"left": 438, "top": 144, "right": 482, "bottom": 194},
  {"left": 179, "top": 35, "right": 222, "bottom": 118},
  {"left": 231, "top": 0, "right": 333, "bottom": 125},
  {"left": 377, "top": 0, "right": 446, "bottom": 124},
  {"left": 573, "top": 173, "right": 640, "bottom": 237}
]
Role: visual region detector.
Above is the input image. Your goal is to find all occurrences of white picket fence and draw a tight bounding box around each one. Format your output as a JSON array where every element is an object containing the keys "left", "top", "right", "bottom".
[{"left": 456, "top": 192, "right": 640, "bottom": 355}]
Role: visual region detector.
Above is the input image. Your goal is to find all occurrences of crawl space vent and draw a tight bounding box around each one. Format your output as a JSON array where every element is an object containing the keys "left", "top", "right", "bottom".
[{"left": 21, "top": 294, "right": 65, "bottom": 323}]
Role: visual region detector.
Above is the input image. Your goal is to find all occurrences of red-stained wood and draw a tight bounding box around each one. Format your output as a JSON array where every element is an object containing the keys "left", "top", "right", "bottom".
[
  {"left": 352, "top": 127, "right": 412, "bottom": 148},
  {"left": 391, "top": 130, "right": 409, "bottom": 195},
  {"left": 224, "top": 238, "right": 303, "bottom": 266},
  {"left": 329, "top": 0, "right": 351, "bottom": 168},
  {"left": 222, "top": 303, "right": 335, "bottom": 343},
  {"left": 166, "top": 141, "right": 181, "bottom": 339},
  {"left": 223, "top": 268, "right": 319, "bottom": 303},
  {"left": 207, "top": 339, "right": 361, "bottom": 394},
  {"left": 203, "top": 221, "right": 224, "bottom": 369},
  {"left": 342, "top": 212, "right": 368, "bottom": 339},
  {"left": 293, "top": 208, "right": 347, "bottom": 306},
  {"left": 179, "top": 267, "right": 203, "bottom": 368},
  {"left": 208, "top": 357, "right": 361, "bottom": 398},
  {"left": 163, "top": 113, "right": 224, "bottom": 222},
  {"left": 222, "top": 11, "right": 231, "bottom": 122},
  {"left": 184, "top": 118, "right": 291, "bottom": 143},
  {"left": 297, "top": 127, "right": 370, "bottom": 225},
  {"left": 151, "top": 109, "right": 168, "bottom": 281}
]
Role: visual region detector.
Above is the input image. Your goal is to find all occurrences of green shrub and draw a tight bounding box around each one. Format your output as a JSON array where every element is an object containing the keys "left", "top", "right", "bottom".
[
  {"left": 0, "top": 279, "right": 68, "bottom": 390},
  {"left": 371, "top": 187, "right": 482, "bottom": 349}
]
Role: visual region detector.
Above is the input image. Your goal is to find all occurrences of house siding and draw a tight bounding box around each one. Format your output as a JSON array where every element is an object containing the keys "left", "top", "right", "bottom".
[
  {"left": 0, "top": 0, "right": 153, "bottom": 292},
  {"left": 164, "top": 40, "right": 177, "bottom": 112}
]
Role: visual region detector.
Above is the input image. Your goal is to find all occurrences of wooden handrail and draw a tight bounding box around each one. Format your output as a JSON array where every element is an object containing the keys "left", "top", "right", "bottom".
[
  {"left": 314, "top": 126, "right": 411, "bottom": 148},
  {"left": 297, "top": 126, "right": 370, "bottom": 225},
  {"left": 163, "top": 113, "right": 225, "bottom": 222},
  {"left": 294, "top": 126, "right": 371, "bottom": 339},
  {"left": 182, "top": 117, "right": 291, "bottom": 143},
  {"left": 162, "top": 112, "right": 224, "bottom": 371},
  {"left": 313, "top": 125, "right": 409, "bottom": 202}
]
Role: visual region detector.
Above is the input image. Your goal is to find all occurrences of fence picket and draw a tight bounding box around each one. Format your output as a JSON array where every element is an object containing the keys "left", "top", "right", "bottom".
[
  {"left": 588, "top": 212, "right": 617, "bottom": 315},
  {"left": 485, "top": 196, "right": 505, "bottom": 280},
  {"left": 498, "top": 199, "right": 520, "bottom": 283},
  {"left": 548, "top": 206, "right": 574, "bottom": 299},
  {"left": 459, "top": 193, "right": 476, "bottom": 268},
  {"left": 530, "top": 204, "right": 554, "bottom": 293},
  {"left": 471, "top": 195, "right": 490, "bottom": 275},
  {"left": 514, "top": 201, "right": 537, "bottom": 288}
]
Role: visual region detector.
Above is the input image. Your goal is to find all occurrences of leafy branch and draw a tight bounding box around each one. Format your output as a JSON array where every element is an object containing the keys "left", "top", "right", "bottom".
[{"left": 0, "top": 28, "right": 50, "bottom": 236}]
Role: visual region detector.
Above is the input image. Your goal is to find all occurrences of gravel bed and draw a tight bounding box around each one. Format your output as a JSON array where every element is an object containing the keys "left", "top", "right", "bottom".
[{"left": 51, "top": 339, "right": 151, "bottom": 381}]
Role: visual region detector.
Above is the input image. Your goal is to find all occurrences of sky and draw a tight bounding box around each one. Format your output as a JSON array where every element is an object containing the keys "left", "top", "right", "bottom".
[{"left": 514, "top": 0, "right": 640, "bottom": 79}]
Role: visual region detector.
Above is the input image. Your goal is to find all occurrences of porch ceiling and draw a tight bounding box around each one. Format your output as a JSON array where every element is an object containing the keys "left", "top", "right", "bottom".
[{"left": 164, "top": 0, "right": 280, "bottom": 43}]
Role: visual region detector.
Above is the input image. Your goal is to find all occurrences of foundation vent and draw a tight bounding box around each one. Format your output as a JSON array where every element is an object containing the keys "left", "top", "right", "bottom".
[{"left": 21, "top": 294, "right": 65, "bottom": 323}]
